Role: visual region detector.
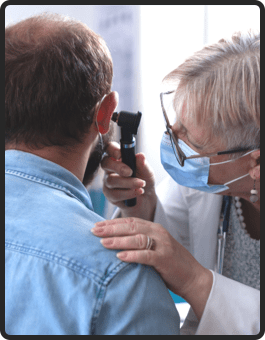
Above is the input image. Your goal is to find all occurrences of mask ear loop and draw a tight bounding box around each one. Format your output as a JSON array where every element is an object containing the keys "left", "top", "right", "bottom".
[
  {"left": 210, "top": 149, "right": 258, "bottom": 166},
  {"left": 223, "top": 172, "right": 250, "bottom": 186},
  {"left": 209, "top": 149, "right": 256, "bottom": 186}
]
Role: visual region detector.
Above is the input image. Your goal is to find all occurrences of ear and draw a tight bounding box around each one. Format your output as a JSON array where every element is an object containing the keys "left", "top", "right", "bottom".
[
  {"left": 249, "top": 150, "right": 260, "bottom": 181},
  {"left": 96, "top": 91, "right": 119, "bottom": 134}
]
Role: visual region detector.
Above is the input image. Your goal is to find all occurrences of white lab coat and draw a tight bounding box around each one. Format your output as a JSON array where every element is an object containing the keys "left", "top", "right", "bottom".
[
  {"left": 111, "top": 175, "right": 260, "bottom": 334},
  {"left": 154, "top": 176, "right": 260, "bottom": 335}
]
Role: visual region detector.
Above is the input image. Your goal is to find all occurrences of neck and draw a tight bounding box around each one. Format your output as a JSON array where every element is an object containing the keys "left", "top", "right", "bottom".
[
  {"left": 6, "top": 141, "right": 94, "bottom": 182},
  {"left": 223, "top": 175, "right": 260, "bottom": 212}
]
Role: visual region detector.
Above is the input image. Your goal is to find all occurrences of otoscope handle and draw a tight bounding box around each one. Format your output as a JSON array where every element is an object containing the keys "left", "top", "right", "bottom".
[{"left": 120, "top": 138, "right": 137, "bottom": 207}]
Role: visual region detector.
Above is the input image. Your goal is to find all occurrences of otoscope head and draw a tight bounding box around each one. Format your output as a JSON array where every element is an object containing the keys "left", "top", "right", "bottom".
[{"left": 111, "top": 111, "right": 142, "bottom": 135}]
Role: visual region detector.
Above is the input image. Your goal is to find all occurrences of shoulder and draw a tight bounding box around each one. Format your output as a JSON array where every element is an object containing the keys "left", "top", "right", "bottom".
[
  {"left": 94, "top": 262, "right": 180, "bottom": 335},
  {"left": 5, "top": 178, "right": 125, "bottom": 284}
]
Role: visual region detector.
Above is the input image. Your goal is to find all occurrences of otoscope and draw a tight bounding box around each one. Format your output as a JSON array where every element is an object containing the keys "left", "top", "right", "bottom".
[{"left": 111, "top": 110, "right": 142, "bottom": 207}]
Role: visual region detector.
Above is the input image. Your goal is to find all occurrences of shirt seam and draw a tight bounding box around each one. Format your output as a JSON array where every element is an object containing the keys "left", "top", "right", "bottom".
[
  {"left": 5, "top": 169, "right": 82, "bottom": 204},
  {"left": 5, "top": 241, "right": 129, "bottom": 287},
  {"left": 90, "top": 262, "right": 138, "bottom": 335},
  {"left": 90, "top": 282, "right": 107, "bottom": 335}
]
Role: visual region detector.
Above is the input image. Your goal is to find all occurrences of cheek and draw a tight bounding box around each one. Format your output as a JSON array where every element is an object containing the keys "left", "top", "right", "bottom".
[
  {"left": 208, "top": 158, "right": 231, "bottom": 185},
  {"left": 171, "top": 124, "right": 193, "bottom": 150},
  {"left": 208, "top": 166, "right": 223, "bottom": 185}
]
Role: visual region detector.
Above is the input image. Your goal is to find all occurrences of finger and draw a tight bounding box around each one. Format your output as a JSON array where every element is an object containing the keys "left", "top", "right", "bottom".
[
  {"left": 135, "top": 153, "right": 155, "bottom": 183},
  {"left": 101, "top": 156, "right": 133, "bottom": 177},
  {"left": 105, "top": 141, "right": 122, "bottom": 160},
  {"left": 91, "top": 217, "right": 152, "bottom": 237},
  {"left": 100, "top": 234, "right": 149, "bottom": 250},
  {"left": 104, "top": 173, "right": 146, "bottom": 190},
  {"left": 116, "top": 249, "right": 158, "bottom": 266},
  {"left": 103, "top": 186, "right": 144, "bottom": 204}
]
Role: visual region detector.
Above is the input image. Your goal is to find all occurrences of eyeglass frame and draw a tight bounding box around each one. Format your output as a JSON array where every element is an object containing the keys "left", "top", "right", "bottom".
[{"left": 160, "top": 90, "right": 259, "bottom": 167}]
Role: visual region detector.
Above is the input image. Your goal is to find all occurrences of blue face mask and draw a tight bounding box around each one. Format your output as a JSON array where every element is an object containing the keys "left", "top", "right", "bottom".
[{"left": 160, "top": 132, "right": 252, "bottom": 194}]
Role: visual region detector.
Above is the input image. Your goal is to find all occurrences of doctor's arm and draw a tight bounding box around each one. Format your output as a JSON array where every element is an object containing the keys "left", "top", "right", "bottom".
[
  {"left": 195, "top": 271, "right": 260, "bottom": 335},
  {"left": 153, "top": 178, "right": 260, "bottom": 335}
]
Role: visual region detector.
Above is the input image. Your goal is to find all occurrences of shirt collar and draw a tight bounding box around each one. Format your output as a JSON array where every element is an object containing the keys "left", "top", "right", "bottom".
[{"left": 5, "top": 150, "right": 94, "bottom": 211}]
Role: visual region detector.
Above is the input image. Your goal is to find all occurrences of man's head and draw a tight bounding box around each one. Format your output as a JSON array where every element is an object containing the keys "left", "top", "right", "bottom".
[{"left": 5, "top": 12, "right": 113, "bottom": 148}]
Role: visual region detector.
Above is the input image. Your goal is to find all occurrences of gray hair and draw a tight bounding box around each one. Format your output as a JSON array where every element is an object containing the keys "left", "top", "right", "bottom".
[{"left": 163, "top": 30, "right": 260, "bottom": 155}]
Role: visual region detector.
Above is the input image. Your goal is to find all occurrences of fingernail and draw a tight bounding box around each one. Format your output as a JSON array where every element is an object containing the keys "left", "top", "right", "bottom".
[
  {"left": 135, "top": 188, "right": 144, "bottom": 195},
  {"left": 139, "top": 180, "right": 146, "bottom": 187},
  {"left": 100, "top": 238, "right": 113, "bottom": 246},
  {"left": 117, "top": 252, "right": 127, "bottom": 260},
  {"left": 134, "top": 180, "right": 145, "bottom": 188},
  {"left": 91, "top": 227, "right": 104, "bottom": 234},
  {"left": 95, "top": 221, "right": 106, "bottom": 227}
]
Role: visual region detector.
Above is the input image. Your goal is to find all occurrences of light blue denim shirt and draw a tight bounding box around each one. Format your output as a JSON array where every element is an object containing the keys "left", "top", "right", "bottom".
[{"left": 5, "top": 150, "right": 180, "bottom": 335}]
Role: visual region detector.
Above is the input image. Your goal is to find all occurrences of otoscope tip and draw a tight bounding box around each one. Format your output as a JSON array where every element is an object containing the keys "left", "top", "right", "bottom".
[{"left": 111, "top": 112, "right": 118, "bottom": 123}]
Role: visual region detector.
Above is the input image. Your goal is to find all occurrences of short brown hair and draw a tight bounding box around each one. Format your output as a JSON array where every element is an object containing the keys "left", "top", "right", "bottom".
[{"left": 5, "top": 13, "right": 113, "bottom": 147}]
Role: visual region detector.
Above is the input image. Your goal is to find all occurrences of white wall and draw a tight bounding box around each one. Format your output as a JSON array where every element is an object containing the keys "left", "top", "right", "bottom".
[
  {"left": 139, "top": 5, "right": 206, "bottom": 185},
  {"left": 5, "top": 4, "right": 96, "bottom": 29},
  {"left": 206, "top": 5, "right": 260, "bottom": 44}
]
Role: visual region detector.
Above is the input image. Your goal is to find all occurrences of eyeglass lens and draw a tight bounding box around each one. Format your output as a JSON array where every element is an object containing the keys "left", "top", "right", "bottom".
[{"left": 168, "top": 130, "right": 183, "bottom": 166}]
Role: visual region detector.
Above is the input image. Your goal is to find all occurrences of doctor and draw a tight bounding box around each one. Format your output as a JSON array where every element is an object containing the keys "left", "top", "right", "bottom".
[{"left": 91, "top": 30, "right": 260, "bottom": 335}]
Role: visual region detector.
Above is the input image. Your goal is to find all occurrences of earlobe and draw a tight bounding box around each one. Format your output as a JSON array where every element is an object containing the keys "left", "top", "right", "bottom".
[
  {"left": 249, "top": 150, "right": 260, "bottom": 180},
  {"left": 249, "top": 165, "right": 260, "bottom": 180},
  {"left": 97, "top": 91, "right": 119, "bottom": 134}
]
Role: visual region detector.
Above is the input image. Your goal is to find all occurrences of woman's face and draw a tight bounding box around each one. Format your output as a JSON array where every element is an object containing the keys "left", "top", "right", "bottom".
[{"left": 171, "top": 113, "right": 254, "bottom": 197}]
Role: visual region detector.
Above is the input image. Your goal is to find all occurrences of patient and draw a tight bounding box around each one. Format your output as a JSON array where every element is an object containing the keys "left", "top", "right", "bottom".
[{"left": 5, "top": 13, "right": 180, "bottom": 335}]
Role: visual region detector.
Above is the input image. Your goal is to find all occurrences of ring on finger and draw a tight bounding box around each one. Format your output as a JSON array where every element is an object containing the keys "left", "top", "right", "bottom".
[{"left": 146, "top": 236, "right": 155, "bottom": 250}]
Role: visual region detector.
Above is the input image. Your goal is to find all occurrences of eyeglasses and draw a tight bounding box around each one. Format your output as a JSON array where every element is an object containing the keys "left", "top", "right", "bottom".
[{"left": 160, "top": 91, "right": 258, "bottom": 167}]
